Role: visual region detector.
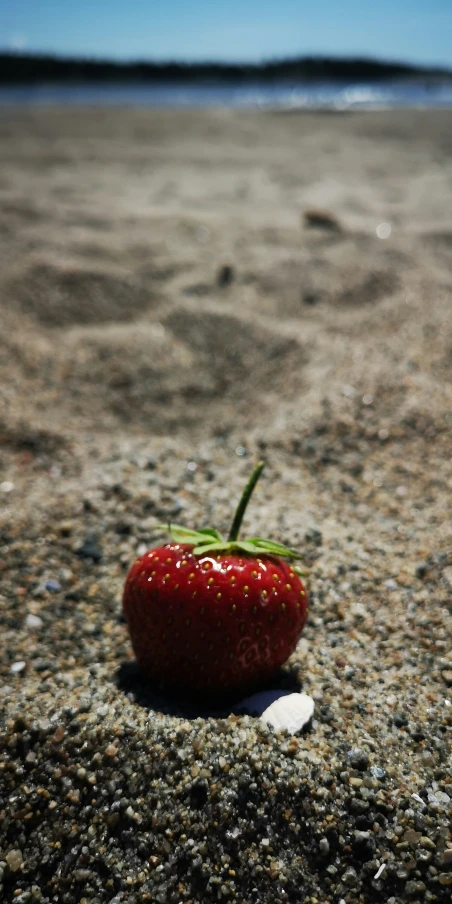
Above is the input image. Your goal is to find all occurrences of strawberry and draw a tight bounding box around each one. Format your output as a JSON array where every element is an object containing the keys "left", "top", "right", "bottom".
[{"left": 122, "top": 462, "right": 308, "bottom": 697}]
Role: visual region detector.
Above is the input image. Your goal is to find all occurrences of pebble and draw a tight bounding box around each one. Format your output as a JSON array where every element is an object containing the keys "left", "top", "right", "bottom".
[
  {"left": 6, "top": 849, "right": 23, "bottom": 872},
  {"left": 342, "top": 866, "right": 358, "bottom": 886},
  {"left": 260, "top": 692, "right": 315, "bottom": 734},
  {"left": 348, "top": 748, "right": 370, "bottom": 770},
  {"left": 0, "top": 685, "right": 13, "bottom": 696},
  {"left": 303, "top": 207, "right": 342, "bottom": 231},
  {"left": 24, "top": 613, "right": 44, "bottom": 630},
  {"left": 76, "top": 531, "right": 103, "bottom": 561},
  {"left": 44, "top": 579, "right": 62, "bottom": 593},
  {"left": 9, "top": 661, "right": 26, "bottom": 674},
  {"left": 305, "top": 527, "right": 322, "bottom": 546},
  {"left": 217, "top": 263, "right": 234, "bottom": 287}
]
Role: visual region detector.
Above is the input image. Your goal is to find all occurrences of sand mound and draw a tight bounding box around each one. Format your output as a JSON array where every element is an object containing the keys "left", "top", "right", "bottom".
[
  {"left": 244, "top": 233, "right": 403, "bottom": 318},
  {"left": 3, "top": 258, "right": 157, "bottom": 327},
  {"left": 0, "top": 418, "right": 67, "bottom": 455},
  {"left": 162, "top": 306, "right": 302, "bottom": 390},
  {"left": 57, "top": 309, "right": 305, "bottom": 432}
]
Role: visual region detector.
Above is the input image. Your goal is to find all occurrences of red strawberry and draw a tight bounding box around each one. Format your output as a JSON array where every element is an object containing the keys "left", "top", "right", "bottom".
[{"left": 122, "top": 462, "right": 308, "bottom": 696}]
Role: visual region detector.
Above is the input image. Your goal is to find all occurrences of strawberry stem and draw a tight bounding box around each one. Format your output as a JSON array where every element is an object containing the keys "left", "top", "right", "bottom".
[{"left": 228, "top": 460, "right": 265, "bottom": 543}]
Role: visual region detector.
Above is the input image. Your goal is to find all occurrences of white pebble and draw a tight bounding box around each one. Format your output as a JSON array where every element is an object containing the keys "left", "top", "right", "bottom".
[
  {"left": 24, "top": 614, "right": 43, "bottom": 630},
  {"left": 260, "top": 692, "right": 315, "bottom": 734},
  {"left": 376, "top": 222, "right": 391, "bottom": 239},
  {"left": 10, "top": 661, "right": 26, "bottom": 674},
  {"left": 235, "top": 689, "right": 316, "bottom": 734},
  {"left": 0, "top": 481, "right": 14, "bottom": 493}
]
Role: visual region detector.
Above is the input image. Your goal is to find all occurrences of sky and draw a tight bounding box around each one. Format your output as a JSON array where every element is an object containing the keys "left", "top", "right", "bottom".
[{"left": 3, "top": 0, "right": 452, "bottom": 68}]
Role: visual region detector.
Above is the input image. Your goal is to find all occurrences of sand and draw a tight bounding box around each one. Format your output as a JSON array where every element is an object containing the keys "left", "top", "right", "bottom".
[{"left": 0, "top": 106, "right": 451, "bottom": 903}]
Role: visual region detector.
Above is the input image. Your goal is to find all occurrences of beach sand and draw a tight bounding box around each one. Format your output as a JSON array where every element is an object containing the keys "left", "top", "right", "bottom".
[{"left": 0, "top": 107, "right": 451, "bottom": 902}]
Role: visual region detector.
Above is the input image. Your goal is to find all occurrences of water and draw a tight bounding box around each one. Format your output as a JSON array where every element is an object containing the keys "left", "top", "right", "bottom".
[{"left": 1, "top": 78, "right": 452, "bottom": 109}]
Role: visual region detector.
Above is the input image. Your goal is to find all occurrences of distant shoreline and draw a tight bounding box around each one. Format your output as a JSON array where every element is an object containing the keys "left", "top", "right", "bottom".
[{"left": 1, "top": 51, "right": 452, "bottom": 86}]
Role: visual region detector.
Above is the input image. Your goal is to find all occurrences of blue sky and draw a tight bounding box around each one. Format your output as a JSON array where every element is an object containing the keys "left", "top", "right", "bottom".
[{"left": 3, "top": 0, "right": 452, "bottom": 67}]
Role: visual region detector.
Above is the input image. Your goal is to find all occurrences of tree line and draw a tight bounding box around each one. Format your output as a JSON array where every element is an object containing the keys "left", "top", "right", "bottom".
[{"left": 1, "top": 52, "right": 450, "bottom": 84}]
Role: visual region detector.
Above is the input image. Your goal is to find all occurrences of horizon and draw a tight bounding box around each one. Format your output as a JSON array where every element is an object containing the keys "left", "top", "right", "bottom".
[
  {"left": 2, "top": 49, "right": 451, "bottom": 74},
  {"left": 3, "top": 1, "right": 452, "bottom": 69}
]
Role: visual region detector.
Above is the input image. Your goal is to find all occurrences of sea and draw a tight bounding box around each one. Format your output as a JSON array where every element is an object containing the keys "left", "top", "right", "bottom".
[{"left": 1, "top": 78, "right": 452, "bottom": 109}]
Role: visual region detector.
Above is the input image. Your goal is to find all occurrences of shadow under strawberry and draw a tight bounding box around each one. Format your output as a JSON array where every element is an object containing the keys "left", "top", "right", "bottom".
[{"left": 115, "top": 659, "right": 304, "bottom": 720}]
